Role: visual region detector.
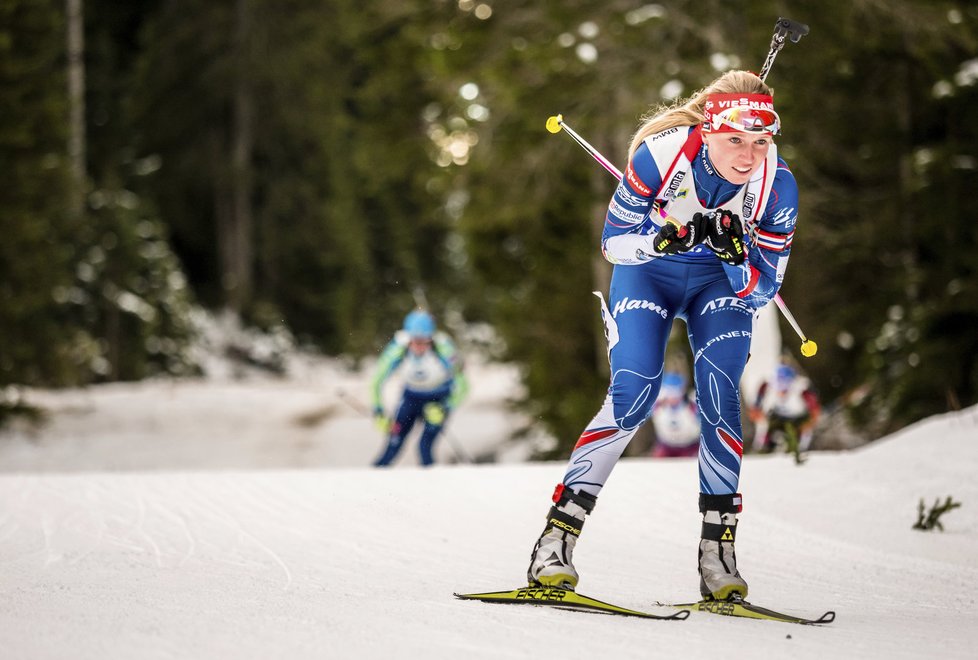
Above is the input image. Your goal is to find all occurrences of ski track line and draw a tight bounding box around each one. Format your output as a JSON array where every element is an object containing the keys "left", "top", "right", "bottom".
[
  {"left": 147, "top": 495, "right": 198, "bottom": 568},
  {"left": 63, "top": 484, "right": 107, "bottom": 568},
  {"left": 40, "top": 511, "right": 62, "bottom": 567},
  {"left": 131, "top": 487, "right": 164, "bottom": 569},
  {"left": 182, "top": 482, "right": 294, "bottom": 589}
]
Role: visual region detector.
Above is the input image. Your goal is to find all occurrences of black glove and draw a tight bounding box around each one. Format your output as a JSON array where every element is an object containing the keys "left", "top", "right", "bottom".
[
  {"left": 652, "top": 215, "right": 707, "bottom": 255},
  {"left": 701, "top": 210, "right": 747, "bottom": 265}
]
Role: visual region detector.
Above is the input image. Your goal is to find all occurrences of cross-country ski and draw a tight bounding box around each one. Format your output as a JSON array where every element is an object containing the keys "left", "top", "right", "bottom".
[{"left": 455, "top": 586, "right": 690, "bottom": 620}]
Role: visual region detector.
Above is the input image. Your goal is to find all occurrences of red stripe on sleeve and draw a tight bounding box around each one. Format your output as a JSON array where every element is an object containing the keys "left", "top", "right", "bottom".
[
  {"left": 735, "top": 266, "right": 761, "bottom": 298},
  {"left": 624, "top": 162, "right": 652, "bottom": 197}
]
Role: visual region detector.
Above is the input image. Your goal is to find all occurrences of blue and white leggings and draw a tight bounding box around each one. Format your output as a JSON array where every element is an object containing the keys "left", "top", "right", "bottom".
[
  {"left": 374, "top": 387, "right": 450, "bottom": 467},
  {"left": 562, "top": 257, "right": 754, "bottom": 497}
]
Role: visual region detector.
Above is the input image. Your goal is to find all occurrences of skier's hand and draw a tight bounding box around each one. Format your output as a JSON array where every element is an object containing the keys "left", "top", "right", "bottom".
[
  {"left": 702, "top": 210, "right": 747, "bottom": 265},
  {"left": 423, "top": 402, "right": 446, "bottom": 426},
  {"left": 652, "top": 215, "right": 707, "bottom": 255},
  {"left": 373, "top": 407, "right": 391, "bottom": 433}
]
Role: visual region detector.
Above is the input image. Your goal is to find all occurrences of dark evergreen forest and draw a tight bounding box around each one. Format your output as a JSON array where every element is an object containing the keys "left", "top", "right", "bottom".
[{"left": 2, "top": 0, "right": 977, "bottom": 454}]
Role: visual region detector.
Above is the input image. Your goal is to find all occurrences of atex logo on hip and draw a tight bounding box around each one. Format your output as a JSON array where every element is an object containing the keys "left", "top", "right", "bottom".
[
  {"left": 612, "top": 296, "right": 669, "bottom": 319},
  {"left": 700, "top": 297, "right": 753, "bottom": 316}
]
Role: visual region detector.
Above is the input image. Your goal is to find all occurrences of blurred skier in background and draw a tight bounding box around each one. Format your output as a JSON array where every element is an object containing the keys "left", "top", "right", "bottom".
[
  {"left": 650, "top": 371, "right": 701, "bottom": 458},
  {"left": 750, "top": 362, "right": 820, "bottom": 459},
  {"left": 371, "top": 310, "right": 467, "bottom": 467}
]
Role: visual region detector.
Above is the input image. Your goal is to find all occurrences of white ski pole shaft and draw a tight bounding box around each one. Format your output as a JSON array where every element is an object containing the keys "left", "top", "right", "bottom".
[
  {"left": 546, "top": 115, "right": 622, "bottom": 179},
  {"left": 773, "top": 295, "right": 817, "bottom": 357}
]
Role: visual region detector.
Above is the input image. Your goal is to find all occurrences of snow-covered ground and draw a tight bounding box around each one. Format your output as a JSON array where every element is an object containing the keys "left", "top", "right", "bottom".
[
  {"left": 0, "top": 352, "right": 540, "bottom": 472},
  {"left": 1, "top": 354, "right": 976, "bottom": 659}
]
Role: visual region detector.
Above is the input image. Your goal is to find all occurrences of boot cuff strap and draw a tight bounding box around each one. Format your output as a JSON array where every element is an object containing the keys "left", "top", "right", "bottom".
[
  {"left": 699, "top": 492, "right": 743, "bottom": 514},
  {"left": 552, "top": 483, "right": 597, "bottom": 513},
  {"left": 701, "top": 520, "right": 737, "bottom": 542},
  {"left": 546, "top": 507, "right": 585, "bottom": 537}
]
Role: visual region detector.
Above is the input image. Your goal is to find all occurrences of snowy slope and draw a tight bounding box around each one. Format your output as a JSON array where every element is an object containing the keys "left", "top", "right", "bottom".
[
  {"left": 0, "top": 353, "right": 538, "bottom": 472},
  {"left": 1, "top": 395, "right": 977, "bottom": 659}
]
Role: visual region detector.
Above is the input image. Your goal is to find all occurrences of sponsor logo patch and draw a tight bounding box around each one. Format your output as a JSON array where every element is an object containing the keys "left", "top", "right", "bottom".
[
  {"left": 615, "top": 184, "right": 652, "bottom": 208},
  {"left": 608, "top": 200, "right": 645, "bottom": 224},
  {"left": 664, "top": 172, "right": 684, "bottom": 200},
  {"left": 712, "top": 97, "right": 776, "bottom": 112},
  {"left": 776, "top": 255, "right": 788, "bottom": 283},
  {"left": 612, "top": 296, "right": 669, "bottom": 320},
  {"left": 652, "top": 127, "right": 679, "bottom": 141},
  {"left": 743, "top": 192, "right": 756, "bottom": 219},
  {"left": 769, "top": 207, "right": 796, "bottom": 228},
  {"left": 694, "top": 329, "right": 751, "bottom": 361},
  {"left": 625, "top": 163, "right": 652, "bottom": 197},
  {"left": 700, "top": 297, "right": 754, "bottom": 316}
]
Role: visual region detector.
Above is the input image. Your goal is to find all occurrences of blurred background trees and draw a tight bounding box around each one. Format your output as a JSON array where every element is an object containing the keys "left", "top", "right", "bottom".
[{"left": 2, "top": 0, "right": 976, "bottom": 451}]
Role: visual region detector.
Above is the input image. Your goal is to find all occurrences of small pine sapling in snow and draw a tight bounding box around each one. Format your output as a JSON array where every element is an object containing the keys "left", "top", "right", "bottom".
[{"left": 913, "top": 496, "right": 962, "bottom": 531}]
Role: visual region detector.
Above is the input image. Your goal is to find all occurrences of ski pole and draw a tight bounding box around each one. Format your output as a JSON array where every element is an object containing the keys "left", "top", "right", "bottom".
[
  {"left": 545, "top": 113, "right": 817, "bottom": 358},
  {"left": 758, "top": 17, "right": 810, "bottom": 83},
  {"left": 758, "top": 18, "right": 816, "bottom": 355},
  {"left": 773, "top": 297, "right": 817, "bottom": 357},
  {"left": 544, "top": 115, "right": 621, "bottom": 180}
]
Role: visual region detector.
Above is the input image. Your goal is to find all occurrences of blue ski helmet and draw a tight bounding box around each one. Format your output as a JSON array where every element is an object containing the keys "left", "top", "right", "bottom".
[
  {"left": 662, "top": 372, "right": 686, "bottom": 390},
  {"left": 660, "top": 371, "right": 686, "bottom": 399},
  {"left": 403, "top": 310, "right": 436, "bottom": 339},
  {"left": 776, "top": 364, "right": 796, "bottom": 385}
]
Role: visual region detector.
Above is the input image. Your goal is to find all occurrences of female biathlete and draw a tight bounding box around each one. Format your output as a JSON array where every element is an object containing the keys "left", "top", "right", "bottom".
[{"left": 527, "top": 70, "right": 799, "bottom": 602}]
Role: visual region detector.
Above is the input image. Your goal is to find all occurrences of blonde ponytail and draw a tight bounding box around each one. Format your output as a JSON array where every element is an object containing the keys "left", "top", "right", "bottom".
[{"left": 627, "top": 71, "right": 774, "bottom": 158}]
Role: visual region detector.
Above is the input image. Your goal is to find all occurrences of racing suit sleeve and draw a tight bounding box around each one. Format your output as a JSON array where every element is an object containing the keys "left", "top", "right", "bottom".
[
  {"left": 433, "top": 334, "right": 468, "bottom": 410},
  {"left": 370, "top": 336, "right": 407, "bottom": 411},
  {"left": 722, "top": 157, "right": 799, "bottom": 308},
  {"left": 599, "top": 142, "right": 665, "bottom": 265}
]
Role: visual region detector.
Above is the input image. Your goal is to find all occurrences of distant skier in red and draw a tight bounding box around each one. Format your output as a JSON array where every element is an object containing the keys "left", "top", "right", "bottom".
[{"left": 750, "top": 362, "right": 820, "bottom": 456}]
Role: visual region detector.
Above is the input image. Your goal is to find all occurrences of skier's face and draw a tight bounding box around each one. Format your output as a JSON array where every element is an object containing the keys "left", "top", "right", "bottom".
[
  {"left": 703, "top": 132, "right": 772, "bottom": 185},
  {"left": 408, "top": 337, "right": 431, "bottom": 355}
]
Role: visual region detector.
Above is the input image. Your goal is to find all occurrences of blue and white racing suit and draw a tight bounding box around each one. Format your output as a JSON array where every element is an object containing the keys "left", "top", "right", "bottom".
[{"left": 561, "top": 126, "right": 798, "bottom": 497}]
